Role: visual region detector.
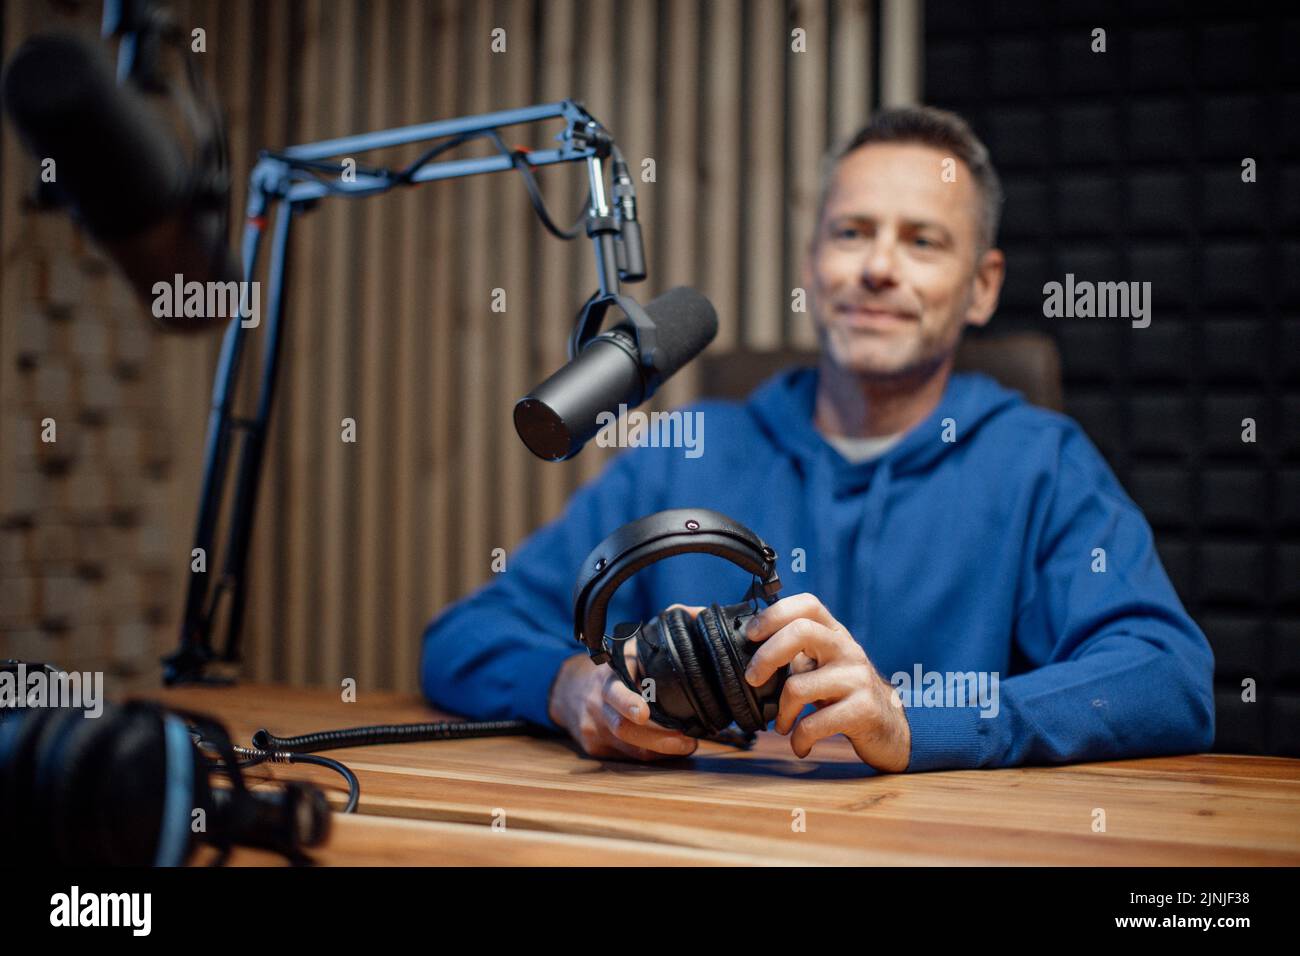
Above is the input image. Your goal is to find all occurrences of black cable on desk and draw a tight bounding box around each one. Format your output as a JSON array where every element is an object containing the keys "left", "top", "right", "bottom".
[
  {"left": 239, "top": 719, "right": 540, "bottom": 815},
  {"left": 288, "top": 754, "right": 360, "bottom": 813},
  {"left": 228, "top": 745, "right": 362, "bottom": 813},
  {"left": 251, "top": 718, "right": 534, "bottom": 754}
]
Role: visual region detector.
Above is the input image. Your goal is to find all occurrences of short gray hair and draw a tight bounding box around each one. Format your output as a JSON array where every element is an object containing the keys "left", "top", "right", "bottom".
[{"left": 815, "top": 105, "right": 1003, "bottom": 253}]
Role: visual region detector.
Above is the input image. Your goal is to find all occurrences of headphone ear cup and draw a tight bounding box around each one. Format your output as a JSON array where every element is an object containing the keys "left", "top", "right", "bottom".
[
  {"left": 729, "top": 602, "right": 790, "bottom": 728},
  {"left": 30, "top": 706, "right": 97, "bottom": 862},
  {"left": 696, "top": 605, "right": 764, "bottom": 734},
  {"left": 0, "top": 707, "right": 60, "bottom": 857},
  {"left": 662, "top": 607, "right": 728, "bottom": 735},
  {"left": 78, "top": 703, "right": 182, "bottom": 866},
  {"left": 47, "top": 703, "right": 134, "bottom": 865}
]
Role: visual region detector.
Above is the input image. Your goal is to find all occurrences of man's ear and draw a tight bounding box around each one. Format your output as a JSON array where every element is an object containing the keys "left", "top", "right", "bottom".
[{"left": 965, "top": 247, "right": 1005, "bottom": 329}]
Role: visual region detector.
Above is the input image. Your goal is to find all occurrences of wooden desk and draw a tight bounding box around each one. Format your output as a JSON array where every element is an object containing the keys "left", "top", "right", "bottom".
[
  {"left": 214, "top": 813, "right": 765, "bottom": 866},
  {"left": 158, "top": 683, "right": 1300, "bottom": 866}
]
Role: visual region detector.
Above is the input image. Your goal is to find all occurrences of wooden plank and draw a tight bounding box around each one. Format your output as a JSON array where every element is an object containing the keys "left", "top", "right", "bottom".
[
  {"left": 265, "top": 0, "right": 296, "bottom": 683},
  {"left": 355, "top": 0, "right": 392, "bottom": 692},
  {"left": 376, "top": 3, "right": 405, "bottom": 690},
  {"left": 532, "top": 0, "right": 577, "bottom": 524},
  {"left": 702, "top": 0, "right": 743, "bottom": 353},
  {"left": 389, "top": 0, "right": 423, "bottom": 693},
  {"left": 561, "top": 0, "right": 614, "bottom": 489},
  {"left": 831, "top": 0, "right": 872, "bottom": 144},
  {"left": 284, "top": 0, "right": 327, "bottom": 686},
  {"left": 880, "top": 0, "right": 922, "bottom": 108},
  {"left": 652, "top": 0, "right": 702, "bottom": 425},
  {"left": 494, "top": 0, "right": 534, "bottom": 560},
  {"left": 249, "top": 0, "right": 293, "bottom": 683},
  {"left": 788, "top": 0, "right": 828, "bottom": 350},
  {"left": 418, "top": 0, "right": 463, "bottom": 668},
  {"left": 317, "top": 0, "right": 359, "bottom": 688},
  {"left": 215, "top": 810, "right": 765, "bottom": 866},
  {"left": 743, "top": 0, "right": 785, "bottom": 350},
  {"left": 456, "top": 0, "right": 493, "bottom": 600},
  {"left": 158, "top": 683, "right": 1300, "bottom": 866}
]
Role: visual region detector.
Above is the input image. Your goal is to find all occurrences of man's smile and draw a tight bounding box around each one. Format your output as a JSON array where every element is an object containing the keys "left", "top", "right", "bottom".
[{"left": 834, "top": 303, "right": 919, "bottom": 329}]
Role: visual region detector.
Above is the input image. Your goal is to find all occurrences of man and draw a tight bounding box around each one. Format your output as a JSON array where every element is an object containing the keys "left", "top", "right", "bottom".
[{"left": 421, "top": 106, "right": 1215, "bottom": 772}]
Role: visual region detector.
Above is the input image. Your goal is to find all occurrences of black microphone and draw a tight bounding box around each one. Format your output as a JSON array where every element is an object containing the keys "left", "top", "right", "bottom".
[
  {"left": 0, "top": 695, "right": 331, "bottom": 866},
  {"left": 1, "top": 32, "right": 237, "bottom": 331},
  {"left": 514, "top": 286, "right": 718, "bottom": 461},
  {"left": 208, "top": 781, "right": 331, "bottom": 860}
]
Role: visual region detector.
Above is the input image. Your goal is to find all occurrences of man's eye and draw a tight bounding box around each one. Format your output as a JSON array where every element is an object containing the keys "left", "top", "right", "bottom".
[
  {"left": 833, "top": 227, "right": 862, "bottom": 240},
  {"left": 913, "top": 235, "right": 937, "bottom": 248}
]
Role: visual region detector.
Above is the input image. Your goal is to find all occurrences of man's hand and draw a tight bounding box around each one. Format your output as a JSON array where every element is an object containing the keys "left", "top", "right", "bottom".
[
  {"left": 744, "top": 592, "right": 911, "bottom": 771},
  {"left": 547, "top": 607, "right": 700, "bottom": 761}
]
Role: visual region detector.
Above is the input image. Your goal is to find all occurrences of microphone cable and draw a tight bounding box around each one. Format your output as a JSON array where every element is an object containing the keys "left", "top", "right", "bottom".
[{"left": 190, "top": 718, "right": 542, "bottom": 815}]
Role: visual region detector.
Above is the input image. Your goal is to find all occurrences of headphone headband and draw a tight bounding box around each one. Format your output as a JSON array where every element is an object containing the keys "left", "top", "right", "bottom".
[{"left": 572, "top": 508, "right": 781, "bottom": 662}]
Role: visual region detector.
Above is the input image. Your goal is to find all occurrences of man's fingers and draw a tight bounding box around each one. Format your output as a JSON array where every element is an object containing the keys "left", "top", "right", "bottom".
[
  {"left": 773, "top": 668, "right": 856, "bottom": 735},
  {"left": 597, "top": 725, "right": 686, "bottom": 762},
  {"left": 789, "top": 699, "right": 857, "bottom": 759},
  {"left": 601, "top": 702, "right": 697, "bottom": 755},
  {"left": 596, "top": 733, "right": 664, "bottom": 761},
  {"left": 579, "top": 711, "right": 668, "bottom": 761},
  {"left": 791, "top": 651, "right": 818, "bottom": 675},
  {"left": 745, "top": 592, "right": 843, "bottom": 644},
  {"left": 602, "top": 670, "right": 650, "bottom": 723},
  {"left": 745, "top": 618, "right": 839, "bottom": 686},
  {"left": 599, "top": 667, "right": 697, "bottom": 754}
]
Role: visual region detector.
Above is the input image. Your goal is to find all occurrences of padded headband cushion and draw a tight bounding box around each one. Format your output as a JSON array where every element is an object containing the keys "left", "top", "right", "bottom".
[{"left": 572, "top": 508, "right": 775, "bottom": 654}]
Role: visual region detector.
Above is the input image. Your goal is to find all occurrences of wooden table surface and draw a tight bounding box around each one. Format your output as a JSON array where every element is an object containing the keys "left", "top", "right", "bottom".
[
  {"left": 156, "top": 683, "right": 1300, "bottom": 866},
  {"left": 196, "top": 813, "right": 765, "bottom": 866}
]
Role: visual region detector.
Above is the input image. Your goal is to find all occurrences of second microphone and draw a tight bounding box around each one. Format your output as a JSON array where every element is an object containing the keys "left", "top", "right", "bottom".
[{"left": 514, "top": 286, "right": 718, "bottom": 461}]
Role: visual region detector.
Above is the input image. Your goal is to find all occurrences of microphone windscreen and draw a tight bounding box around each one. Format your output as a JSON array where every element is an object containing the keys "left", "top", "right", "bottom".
[
  {"left": 2, "top": 32, "right": 189, "bottom": 239},
  {"left": 642, "top": 286, "right": 718, "bottom": 380}
]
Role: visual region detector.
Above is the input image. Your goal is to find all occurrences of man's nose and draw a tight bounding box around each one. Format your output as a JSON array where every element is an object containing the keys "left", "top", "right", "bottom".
[{"left": 860, "top": 234, "right": 899, "bottom": 289}]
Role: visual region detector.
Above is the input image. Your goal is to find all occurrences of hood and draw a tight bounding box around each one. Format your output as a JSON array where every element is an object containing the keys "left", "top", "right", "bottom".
[{"left": 744, "top": 363, "right": 1026, "bottom": 485}]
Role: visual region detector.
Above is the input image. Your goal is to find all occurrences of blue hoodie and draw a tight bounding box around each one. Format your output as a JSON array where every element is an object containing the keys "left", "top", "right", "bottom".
[{"left": 420, "top": 367, "right": 1215, "bottom": 771}]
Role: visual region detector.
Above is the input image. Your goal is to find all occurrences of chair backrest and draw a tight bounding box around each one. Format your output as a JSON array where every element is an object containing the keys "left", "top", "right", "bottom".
[{"left": 695, "top": 332, "right": 1064, "bottom": 411}]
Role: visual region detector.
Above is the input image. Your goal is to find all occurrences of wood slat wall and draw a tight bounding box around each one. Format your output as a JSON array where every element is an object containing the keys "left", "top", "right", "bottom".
[{"left": 0, "top": 0, "right": 888, "bottom": 695}]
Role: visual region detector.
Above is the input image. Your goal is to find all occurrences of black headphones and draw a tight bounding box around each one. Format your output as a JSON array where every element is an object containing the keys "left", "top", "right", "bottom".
[{"left": 572, "top": 509, "right": 787, "bottom": 741}]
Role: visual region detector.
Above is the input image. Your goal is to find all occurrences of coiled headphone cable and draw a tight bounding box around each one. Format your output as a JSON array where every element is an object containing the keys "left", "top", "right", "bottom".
[{"left": 201, "top": 719, "right": 540, "bottom": 815}]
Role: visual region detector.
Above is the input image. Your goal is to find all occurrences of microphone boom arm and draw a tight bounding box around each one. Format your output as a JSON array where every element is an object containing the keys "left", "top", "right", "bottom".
[{"left": 165, "top": 98, "right": 644, "bottom": 685}]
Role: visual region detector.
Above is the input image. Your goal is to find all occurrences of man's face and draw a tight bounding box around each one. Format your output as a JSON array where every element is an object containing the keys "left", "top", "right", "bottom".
[{"left": 804, "top": 141, "right": 1003, "bottom": 382}]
